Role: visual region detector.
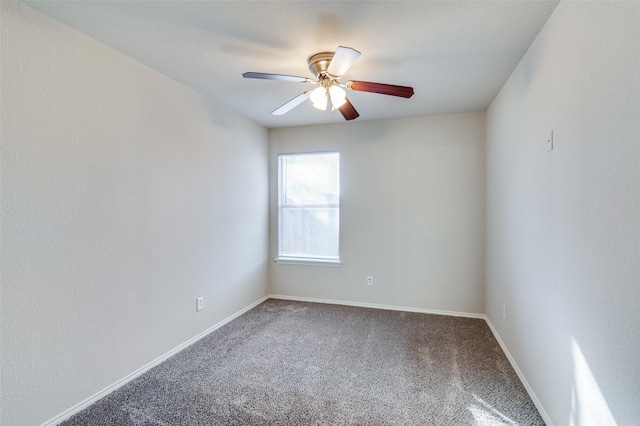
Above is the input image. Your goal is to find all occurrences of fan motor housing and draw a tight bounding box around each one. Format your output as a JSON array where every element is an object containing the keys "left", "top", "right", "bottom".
[{"left": 308, "top": 52, "right": 335, "bottom": 77}]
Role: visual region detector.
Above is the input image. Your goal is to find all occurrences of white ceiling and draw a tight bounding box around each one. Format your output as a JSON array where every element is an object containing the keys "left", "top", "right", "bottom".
[{"left": 27, "top": 1, "right": 559, "bottom": 128}]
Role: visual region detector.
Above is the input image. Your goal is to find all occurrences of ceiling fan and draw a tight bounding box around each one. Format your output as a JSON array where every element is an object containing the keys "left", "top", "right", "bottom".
[{"left": 243, "top": 46, "right": 414, "bottom": 121}]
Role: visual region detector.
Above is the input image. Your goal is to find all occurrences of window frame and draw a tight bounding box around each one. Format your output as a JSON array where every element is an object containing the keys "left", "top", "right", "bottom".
[{"left": 275, "top": 151, "right": 341, "bottom": 267}]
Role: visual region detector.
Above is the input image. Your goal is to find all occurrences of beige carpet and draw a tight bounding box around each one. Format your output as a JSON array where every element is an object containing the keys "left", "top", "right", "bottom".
[{"left": 61, "top": 299, "right": 544, "bottom": 425}]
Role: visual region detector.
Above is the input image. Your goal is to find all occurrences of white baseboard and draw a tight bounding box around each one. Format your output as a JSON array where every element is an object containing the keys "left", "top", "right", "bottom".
[
  {"left": 268, "top": 294, "right": 485, "bottom": 319},
  {"left": 270, "top": 294, "right": 552, "bottom": 424},
  {"left": 41, "top": 295, "right": 269, "bottom": 426},
  {"left": 483, "top": 316, "right": 554, "bottom": 426},
  {"left": 43, "top": 294, "right": 552, "bottom": 426}
]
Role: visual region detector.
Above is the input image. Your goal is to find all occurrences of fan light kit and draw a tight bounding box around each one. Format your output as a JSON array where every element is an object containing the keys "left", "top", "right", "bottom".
[
  {"left": 310, "top": 80, "right": 346, "bottom": 111},
  {"left": 243, "top": 46, "right": 414, "bottom": 121}
]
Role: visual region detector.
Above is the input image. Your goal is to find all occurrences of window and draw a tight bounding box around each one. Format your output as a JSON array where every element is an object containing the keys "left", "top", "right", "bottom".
[{"left": 277, "top": 151, "right": 340, "bottom": 266}]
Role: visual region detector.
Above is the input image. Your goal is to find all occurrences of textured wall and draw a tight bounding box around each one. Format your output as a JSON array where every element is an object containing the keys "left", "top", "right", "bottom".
[
  {"left": 0, "top": 4, "right": 268, "bottom": 425},
  {"left": 269, "top": 113, "right": 486, "bottom": 315},
  {"left": 485, "top": 2, "right": 640, "bottom": 424}
]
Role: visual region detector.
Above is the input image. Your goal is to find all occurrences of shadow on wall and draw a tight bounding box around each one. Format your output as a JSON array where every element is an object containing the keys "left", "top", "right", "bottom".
[{"left": 570, "top": 338, "right": 616, "bottom": 426}]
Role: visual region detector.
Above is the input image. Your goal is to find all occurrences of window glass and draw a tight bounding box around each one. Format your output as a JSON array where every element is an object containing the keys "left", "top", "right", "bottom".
[{"left": 278, "top": 152, "right": 339, "bottom": 261}]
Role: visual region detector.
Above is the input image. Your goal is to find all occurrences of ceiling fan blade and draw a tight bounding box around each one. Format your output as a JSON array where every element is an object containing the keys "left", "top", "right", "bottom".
[
  {"left": 346, "top": 80, "right": 414, "bottom": 98},
  {"left": 338, "top": 98, "right": 359, "bottom": 121},
  {"left": 272, "top": 91, "right": 311, "bottom": 115},
  {"left": 327, "top": 46, "right": 361, "bottom": 77},
  {"left": 243, "top": 72, "right": 312, "bottom": 83}
]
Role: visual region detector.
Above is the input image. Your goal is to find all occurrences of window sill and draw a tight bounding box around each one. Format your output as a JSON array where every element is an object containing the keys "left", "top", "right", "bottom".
[{"left": 274, "top": 257, "right": 342, "bottom": 267}]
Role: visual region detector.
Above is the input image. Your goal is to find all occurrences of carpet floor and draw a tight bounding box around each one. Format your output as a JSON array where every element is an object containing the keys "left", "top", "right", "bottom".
[{"left": 61, "top": 299, "right": 545, "bottom": 425}]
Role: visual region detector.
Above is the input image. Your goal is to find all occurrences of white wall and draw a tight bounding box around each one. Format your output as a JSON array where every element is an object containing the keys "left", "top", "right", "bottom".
[
  {"left": 0, "top": 4, "right": 268, "bottom": 425},
  {"left": 269, "top": 113, "right": 485, "bottom": 314},
  {"left": 486, "top": 2, "right": 640, "bottom": 425}
]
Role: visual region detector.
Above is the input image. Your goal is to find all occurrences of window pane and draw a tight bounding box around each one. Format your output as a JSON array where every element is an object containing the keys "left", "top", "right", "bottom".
[
  {"left": 278, "top": 151, "right": 340, "bottom": 261},
  {"left": 280, "top": 207, "right": 339, "bottom": 258},
  {"left": 283, "top": 152, "right": 339, "bottom": 205}
]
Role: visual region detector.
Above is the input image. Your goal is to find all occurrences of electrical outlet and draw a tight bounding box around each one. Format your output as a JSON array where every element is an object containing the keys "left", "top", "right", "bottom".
[
  {"left": 367, "top": 276, "right": 374, "bottom": 286},
  {"left": 196, "top": 297, "right": 204, "bottom": 311},
  {"left": 503, "top": 304, "right": 507, "bottom": 320}
]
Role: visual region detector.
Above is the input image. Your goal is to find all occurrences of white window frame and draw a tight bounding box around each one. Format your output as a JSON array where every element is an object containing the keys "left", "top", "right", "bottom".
[{"left": 276, "top": 151, "right": 341, "bottom": 267}]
